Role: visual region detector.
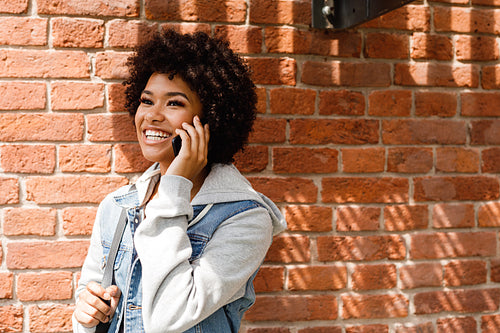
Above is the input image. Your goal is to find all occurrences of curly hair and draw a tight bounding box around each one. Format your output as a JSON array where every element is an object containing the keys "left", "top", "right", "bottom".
[{"left": 123, "top": 29, "right": 257, "bottom": 165}]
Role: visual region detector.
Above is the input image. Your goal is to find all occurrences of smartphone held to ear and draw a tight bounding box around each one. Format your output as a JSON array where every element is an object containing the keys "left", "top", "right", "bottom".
[{"left": 172, "top": 136, "right": 182, "bottom": 156}]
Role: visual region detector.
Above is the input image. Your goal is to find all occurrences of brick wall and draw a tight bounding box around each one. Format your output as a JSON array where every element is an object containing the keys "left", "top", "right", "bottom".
[{"left": 1, "top": 0, "right": 500, "bottom": 332}]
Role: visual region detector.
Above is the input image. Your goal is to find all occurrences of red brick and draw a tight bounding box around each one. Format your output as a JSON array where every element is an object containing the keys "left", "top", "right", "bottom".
[
  {"left": 387, "top": 147, "right": 433, "bottom": 173},
  {"left": 114, "top": 143, "right": 153, "bottom": 173},
  {"left": 436, "top": 147, "right": 480, "bottom": 173},
  {"left": 264, "top": 27, "right": 311, "bottom": 54},
  {"left": 253, "top": 266, "right": 284, "bottom": 292},
  {"left": 298, "top": 327, "right": 342, "bottom": 333},
  {"left": 107, "top": 19, "right": 157, "bottom": 48},
  {"left": 384, "top": 205, "right": 428, "bottom": 231},
  {"left": 0, "top": 17, "right": 47, "bottom": 46},
  {"left": 7, "top": 240, "right": 89, "bottom": 269},
  {"left": 264, "top": 235, "right": 310, "bottom": 263},
  {"left": 94, "top": 51, "right": 131, "bottom": 80},
  {"left": 52, "top": 17, "right": 104, "bottom": 48},
  {"left": 59, "top": 144, "right": 111, "bottom": 173},
  {"left": 434, "top": 7, "right": 500, "bottom": 34},
  {"left": 415, "top": 91, "right": 457, "bottom": 117},
  {"left": 245, "top": 295, "right": 337, "bottom": 321},
  {"left": 246, "top": 329, "right": 290, "bottom": 333},
  {"left": 368, "top": 90, "right": 412, "bottom": 116},
  {"left": 0, "top": 305, "right": 23, "bottom": 332},
  {"left": 0, "top": 272, "right": 13, "bottom": 299},
  {"left": 411, "top": 32, "right": 453, "bottom": 60},
  {"left": 362, "top": 5, "right": 430, "bottom": 31},
  {"left": 62, "top": 207, "right": 97, "bottom": 236},
  {"left": 246, "top": 57, "right": 296, "bottom": 86},
  {"left": 0, "top": 49, "right": 89, "bottom": 78},
  {"left": 249, "top": 177, "right": 317, "bottom": 203},
  {"left": 319, "top": 90, "right": 365, "bottom": 116},
  {"left": 288, "top": 266, "right": 347, "bottom": 291},
  {"left": 471, "top": 120, "right": 500, "bottom": 145},
  {"left": 322, "top": 177, "right": 409, "bottom": 204},
  {"left": 365, "top": 33, "right": 409, "bottom": 59},
  {"left": 478, "top": 202, "right": 500, "bottom": 227},
  {"left": 395, "top": 63, "right": 479, "bottom": 88},
  {"left": 270, "top": 88, "right": 316, "bottom": 115},
  {"left": 444, "top": 260, "right": 487, "bottom": 286},
  {"left": 284, "top": 205, "right": 332, "bottom": 232},
  {"left": 248, "top": 118, "right": 286, "bottom": 144},
  {"left": 336, "top": 206, "right": 380, "bottom": 231},
  {"left": 437, "top": 317, "right": 477, "bottom": 333},
  {"left": 410, "top": 232, "right": 496, "bottom": 259},
  {"left": 87, "top": 114, "right": 136, "bottom": 142},
  {"left": 0, "top": 0, "right": 28, "bottom": 13},
  {"left": 382, "top": 119, "right": 466, "bottom": 145},
  {"left": 29, "top": 304, "right": 74, "bottom": 333},
  {"left": 25, "top": 175, "right": 128, "bottom": 204},
  {"left": 214, "top": 25, "right": 262, "bottom": 54},
  {"left": 302, "top": 61, "right": 391, "bottom": 87},
  {"left": 1, "top": 145, "right": 55, "bottom": 173},
  {"left": 145, "top": 0, "right": 246, "bottom": 22},
  {"left": 342, "top": 294, "right": 408, "bottom": 319},
  {"left": 395, "top": 322, "right": 434, "bottom": 333},
  {"left": 400, "top": 263, "right": 442, "bottom": 289},
  {"left": 492, "top": 260, "right": 500, "bottom": 282},
  {"left": 482, "top": 314, "right": 500, "bottom": 333},
  {"left": 433, "top": 203, "right": 475, "bottom": 229},
  {"left": 352, "top": 264, "right": 397, "bottom": 290},
  {"left": 462, "top": 92, "right": 500, "bottom": 116},
  {"left": 17, "top": 272, "right": 73, "bottom": 301},
  {"left": 473, "top": 0, "right": 500, "bottom": 4},
  {"left": 0, "top": 82, "right": 46, "bottom": 110},
  {"left": 317, "top": 235, "right": 406, "bottom": 261},
  {"left": 233, "top": 145, "right": 268, "bottom": 173},
  {"left": 341, "top": 148, "right": 385, "bottom": 173},
  {"left": 0, "top": 177, "right": 19, "bottom": 204},
  {"left": 415, "top": 288, "right": 500, "bottom": 314},
  {"left": 51, "top": 81, "right": 104, "bottom": 110},
  {"left": 0, "top": 113, "right": 84, "bottom": 142},
  {"left": 456, "top": 35, "right": 499, "bottom": 61},
  {"left": 3, "top": 208, "right": 56, "bottom": 236},
  {"left": 346, "top": 325, "right": 388, "bottom": 333},
  {"left": 414, "top": 176, "right": 499, "bottom": 201},
  {"left": 108, "top": 83, "right": 127, "bottom": 112},
  {"left": 38, "top": 0, "right": 139, "bottom": 16},
  {"left": 482, "top": 65, "right": 500, "bottom": 89},
  {"left": 273, "top": 147, "right": 338, "bottom": 174},
  {"left": 160, "top": 23, "right": 211, "bottom": 35},
  {"left": 255, "top": 87, "right": 266, "bottom": 114},
  {"left": 249, "top": 0, "right": 310, "bottom": 25},
  {"left": 290, "top": 119, "right": 379, "bottom": 145}
]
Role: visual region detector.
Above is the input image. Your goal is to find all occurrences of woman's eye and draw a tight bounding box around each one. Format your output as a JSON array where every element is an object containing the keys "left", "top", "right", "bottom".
[
  {"left": 167, "top": 100, "right": 185, "bottom": 107},
  {"left": 139, "top": 97, "right": 153, "bottom": 105}
]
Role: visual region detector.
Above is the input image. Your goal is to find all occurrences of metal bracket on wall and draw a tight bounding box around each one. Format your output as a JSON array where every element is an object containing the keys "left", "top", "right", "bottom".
[{"left": 312, "top": 0, "right": 416, "bottom": 29}]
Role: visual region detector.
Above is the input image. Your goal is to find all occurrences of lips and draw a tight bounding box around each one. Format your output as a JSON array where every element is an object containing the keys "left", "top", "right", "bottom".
[{"left": 143, "top": 129, "right": 172, "bottom": 142}]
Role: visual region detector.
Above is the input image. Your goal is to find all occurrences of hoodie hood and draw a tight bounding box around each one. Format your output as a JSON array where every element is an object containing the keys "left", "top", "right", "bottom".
[{"left": 192, "top": 164, "right": 287, "bottom": 235}]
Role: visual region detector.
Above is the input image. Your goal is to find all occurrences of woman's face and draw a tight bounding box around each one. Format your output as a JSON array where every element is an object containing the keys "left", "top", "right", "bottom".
[{"left": 135, "top": 72, "right": 203, "bottom": 168}]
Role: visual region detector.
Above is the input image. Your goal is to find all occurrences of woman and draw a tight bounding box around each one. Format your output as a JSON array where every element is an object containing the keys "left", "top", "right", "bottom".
[{"left": 72, "top": 30, "right": 286, "bottom": 332}]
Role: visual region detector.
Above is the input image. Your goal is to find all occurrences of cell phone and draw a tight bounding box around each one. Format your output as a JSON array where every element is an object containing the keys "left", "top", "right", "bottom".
[{"left": 172, "top": 135, "right": 182, "bottom": 156}]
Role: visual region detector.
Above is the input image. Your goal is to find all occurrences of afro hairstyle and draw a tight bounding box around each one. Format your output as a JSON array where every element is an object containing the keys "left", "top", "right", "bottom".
[{"left": 123, "top": 29, "right": 257, "bottom": 166}]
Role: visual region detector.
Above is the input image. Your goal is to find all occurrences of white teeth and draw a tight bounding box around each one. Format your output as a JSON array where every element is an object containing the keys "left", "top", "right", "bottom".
[{"left": 145, "top": 129, "right": 170, "bottom": 141}]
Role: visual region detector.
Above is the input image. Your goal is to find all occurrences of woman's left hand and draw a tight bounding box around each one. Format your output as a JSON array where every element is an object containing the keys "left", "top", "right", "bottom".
[{"left": 166, "top": 115, "right": 209, "bottom": 182}]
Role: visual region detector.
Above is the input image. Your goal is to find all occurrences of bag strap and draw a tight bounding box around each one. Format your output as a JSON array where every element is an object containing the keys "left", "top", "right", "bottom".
[{"left": 101, "top": 208, "right": 128, "bottom": 288}]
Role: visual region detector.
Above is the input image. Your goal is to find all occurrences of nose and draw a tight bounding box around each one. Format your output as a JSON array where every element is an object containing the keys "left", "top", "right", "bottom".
[{"left": 144, "top": 104, "right": 165, "bottom": 122}]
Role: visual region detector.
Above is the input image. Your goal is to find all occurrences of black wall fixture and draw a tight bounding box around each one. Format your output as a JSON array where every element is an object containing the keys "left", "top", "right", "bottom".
[{"left": 312, "top": 0, "right": 417, "bottom": 29}]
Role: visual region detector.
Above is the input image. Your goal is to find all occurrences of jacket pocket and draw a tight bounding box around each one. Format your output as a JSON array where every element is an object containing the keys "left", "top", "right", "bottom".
[{"left": 101, "top": 240, "right": 129, "bottom": 271}]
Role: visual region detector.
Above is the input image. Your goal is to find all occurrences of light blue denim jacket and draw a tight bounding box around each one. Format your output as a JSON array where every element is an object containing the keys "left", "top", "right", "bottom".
[{"left": 73, "top": 163, "right": 287, "bottom": 333}]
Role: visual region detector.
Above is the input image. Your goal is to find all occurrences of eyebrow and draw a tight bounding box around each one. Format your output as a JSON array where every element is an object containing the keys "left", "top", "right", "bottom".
[{"left": 142, "top": 90, "right": 190, "bottom": 102}]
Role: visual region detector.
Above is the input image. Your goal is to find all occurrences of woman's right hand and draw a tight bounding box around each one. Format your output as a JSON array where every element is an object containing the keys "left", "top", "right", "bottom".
[{"left": 74, "top": 281, "right": 121, "bottom": 327}]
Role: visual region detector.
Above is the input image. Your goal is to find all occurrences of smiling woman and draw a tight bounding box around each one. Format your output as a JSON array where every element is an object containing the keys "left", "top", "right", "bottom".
[{"left": 72, "top": 29, "right": 287, "bottom": 333}]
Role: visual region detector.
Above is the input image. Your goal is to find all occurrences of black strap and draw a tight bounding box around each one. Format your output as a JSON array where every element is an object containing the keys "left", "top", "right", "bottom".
[{"left": 101, "top": 208, "right": 128, "bottom": 288}]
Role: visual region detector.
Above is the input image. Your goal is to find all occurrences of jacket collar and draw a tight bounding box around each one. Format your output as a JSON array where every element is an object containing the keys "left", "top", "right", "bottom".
[{"left": 113, "top": 163, "right": 161, "bottom": 209}]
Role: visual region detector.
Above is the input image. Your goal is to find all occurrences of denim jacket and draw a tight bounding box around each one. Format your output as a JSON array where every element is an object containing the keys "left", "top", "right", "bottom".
[{"left": 74, "top": 164, "right": 287, "bottom": 333}]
